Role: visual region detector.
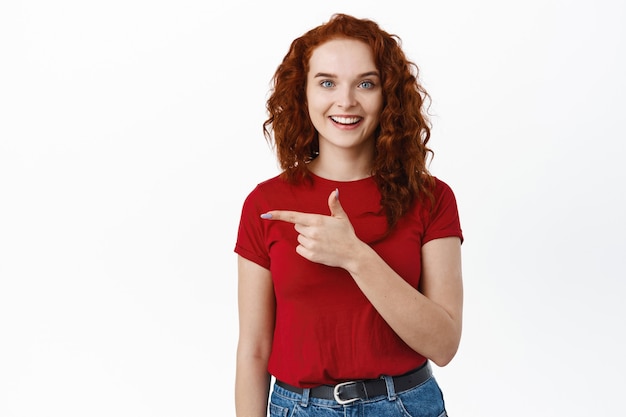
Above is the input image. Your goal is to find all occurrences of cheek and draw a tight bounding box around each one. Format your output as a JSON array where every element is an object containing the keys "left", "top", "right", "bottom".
[
  {"left": 362, "top": 93, "right": 383, "bottom": 116},
  {"left": 366, "top": 103, "right": 383, "bottom": 124},
  {"left": 305, "top": 100, "right": 325, "bottom": 131},
  {"left": 373, "top": 95, "right": 384, "bottom": 115},
  {"left": 306, "top": 92, "right": 324, "bottom": 111},
  {"left": 306, "top": 96, "right": 329, "bottom": 122}
]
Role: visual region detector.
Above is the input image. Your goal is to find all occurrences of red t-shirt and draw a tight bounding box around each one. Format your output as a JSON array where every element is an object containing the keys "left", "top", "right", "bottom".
[{"left": 235, "top": 173, "right": 463, "bottom": 388}]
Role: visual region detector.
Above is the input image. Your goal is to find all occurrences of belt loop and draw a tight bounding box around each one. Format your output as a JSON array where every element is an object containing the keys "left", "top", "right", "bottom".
[
  {"left": 299, "top": 388, "right": 310, "bottom": 407},
  {"left": 382, "top": 375, "right": 397, "bottom": 401}
]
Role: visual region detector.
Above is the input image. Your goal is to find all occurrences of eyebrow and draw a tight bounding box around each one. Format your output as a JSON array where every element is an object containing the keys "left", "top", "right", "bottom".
[{"left": 313, "top": 71, "right": 380, "bottom": 78}]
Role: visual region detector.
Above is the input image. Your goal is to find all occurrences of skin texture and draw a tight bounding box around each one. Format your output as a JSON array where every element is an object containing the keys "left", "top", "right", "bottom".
[
  {"left": 235, "top": 38, "right": 463, "bottom": 417},
  {"left": 305, "top": 39, "right": 383, "bottom": 181},
  {"left": 235, "top": 257, "right": 274, "bottom": 417}
]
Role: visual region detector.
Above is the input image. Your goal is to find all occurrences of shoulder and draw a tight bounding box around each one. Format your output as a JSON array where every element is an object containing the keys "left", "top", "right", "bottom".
[
  {"left": 432, "top": 176, "right": 455, "bottom": 194},
  {"left": 245, "top": 173, "right": 291, "bottom": 197},
  {"left": 258, "top": 173, "right": 289, "bottom": 188},
  {"left": 241, "top": 173, "right": 297, "bottom": 208},
  {"left": 431, "top": 176, "right": 459, "bottom": 204},
  {"left": 411, "top": 176, "right": 460, "bottom": 219}
]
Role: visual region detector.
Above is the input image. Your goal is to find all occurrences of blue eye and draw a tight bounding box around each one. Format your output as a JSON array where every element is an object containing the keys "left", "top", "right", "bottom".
[
  {"left": 321, "top": 80, "right": 334, "bottom": 88},
  {"left": 360, "top": 81, "right": 374, "bottom": 89}
]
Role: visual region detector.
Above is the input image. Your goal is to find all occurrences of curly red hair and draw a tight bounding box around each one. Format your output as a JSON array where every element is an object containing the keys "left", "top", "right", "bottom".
[{"left": 264, "top": 13, "right": 435, "bottom": 230}]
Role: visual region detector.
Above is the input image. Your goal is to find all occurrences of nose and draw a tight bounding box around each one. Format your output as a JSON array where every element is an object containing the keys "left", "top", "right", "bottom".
[{"left": 336, "top": 86, "right": 357, "bottom": 108}]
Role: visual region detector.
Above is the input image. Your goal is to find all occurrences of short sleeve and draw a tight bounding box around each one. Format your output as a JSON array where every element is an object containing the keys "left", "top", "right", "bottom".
[
  {"left": 234, "top": 187, "right": 271, "bottom": 269},
  {"left": 422, "top": 179, "right": 463, "bottom": 245}
]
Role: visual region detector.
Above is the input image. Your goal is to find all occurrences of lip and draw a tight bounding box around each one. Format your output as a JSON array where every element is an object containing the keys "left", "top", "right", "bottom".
[{"left": 329, "top": 115, "right": 363, "bottom": 128}]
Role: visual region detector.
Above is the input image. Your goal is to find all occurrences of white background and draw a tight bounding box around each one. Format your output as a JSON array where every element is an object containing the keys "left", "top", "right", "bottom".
[{"left": 1, "top": 0, "right": 625, "bottom": 416}]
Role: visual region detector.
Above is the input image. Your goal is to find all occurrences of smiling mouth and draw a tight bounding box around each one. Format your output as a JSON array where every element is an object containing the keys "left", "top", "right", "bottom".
[{"left": 330, "top": 116, "right": 362, "bottom": 125}]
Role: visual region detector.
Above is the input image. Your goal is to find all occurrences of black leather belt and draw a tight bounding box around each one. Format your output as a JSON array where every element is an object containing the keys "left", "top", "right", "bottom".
[{"left": 275, "top": 361, "right": 432, "bottom": 405}]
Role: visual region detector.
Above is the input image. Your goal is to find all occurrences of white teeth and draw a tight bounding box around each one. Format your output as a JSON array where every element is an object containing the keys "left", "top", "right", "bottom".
[{"left": 331, "top": 116, "right": 361, "bottom": 125}]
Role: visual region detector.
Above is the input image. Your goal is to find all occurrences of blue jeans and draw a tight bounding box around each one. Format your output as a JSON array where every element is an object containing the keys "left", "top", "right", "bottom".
[{"left": 269, "top": 374, "right": 448, "bottom": 417}]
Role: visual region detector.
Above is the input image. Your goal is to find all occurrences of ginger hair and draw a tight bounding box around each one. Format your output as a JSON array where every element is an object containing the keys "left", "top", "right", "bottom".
[{"left": 263, "top": 13, "right": 435, "bottom": 230}]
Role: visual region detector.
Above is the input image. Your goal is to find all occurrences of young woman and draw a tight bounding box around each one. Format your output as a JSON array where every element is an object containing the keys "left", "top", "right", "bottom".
[{"left": 235, "top": 13, "right": 463, "bottom": 417}]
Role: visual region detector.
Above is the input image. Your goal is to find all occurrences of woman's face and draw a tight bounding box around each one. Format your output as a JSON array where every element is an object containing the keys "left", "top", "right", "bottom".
[{"left": 306, "top": 38, "right": 383, "bottom": 156}]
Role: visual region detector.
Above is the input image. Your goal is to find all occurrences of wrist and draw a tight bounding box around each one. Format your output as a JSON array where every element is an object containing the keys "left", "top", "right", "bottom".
[{"left": 344, "top": 241, "right": 376, "bottom": 277}]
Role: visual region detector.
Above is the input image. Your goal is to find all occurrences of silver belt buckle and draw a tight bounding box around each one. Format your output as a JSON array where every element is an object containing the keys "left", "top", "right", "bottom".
[{"left": 333, "top": 381, "right": 360, "bottom": 405}]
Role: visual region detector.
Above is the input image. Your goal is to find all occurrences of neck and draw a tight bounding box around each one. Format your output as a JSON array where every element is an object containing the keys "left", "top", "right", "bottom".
[{"left": 308, "top": 150, "right": 373, "bottom": 181}]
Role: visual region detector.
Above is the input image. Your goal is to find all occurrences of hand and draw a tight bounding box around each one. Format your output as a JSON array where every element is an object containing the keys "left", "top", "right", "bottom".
[{"left": 261, "top": 189, "right": 362, "bottom": 269}]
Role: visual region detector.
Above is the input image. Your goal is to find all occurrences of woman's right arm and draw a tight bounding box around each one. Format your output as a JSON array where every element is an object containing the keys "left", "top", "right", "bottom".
[{"left": 235, "top": 255, "right": 276, "bottom": 417}]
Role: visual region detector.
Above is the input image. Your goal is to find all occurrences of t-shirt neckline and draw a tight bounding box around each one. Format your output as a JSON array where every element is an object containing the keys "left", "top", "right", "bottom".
[{"left": 308, "top": 171, "right": 374, "bottom": 185}]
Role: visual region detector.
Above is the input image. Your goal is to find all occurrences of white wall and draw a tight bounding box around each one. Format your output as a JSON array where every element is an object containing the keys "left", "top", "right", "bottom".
[{"left": 1, "top": 0, "right": 624, "bottom": 415}]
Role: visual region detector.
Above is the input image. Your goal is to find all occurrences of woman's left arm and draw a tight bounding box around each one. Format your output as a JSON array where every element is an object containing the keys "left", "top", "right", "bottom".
[
  {"left": 262, "top": 190, "right": 463, "bottom": 366},
  {"left": 347, "top": 236, "right": 462, "bottom": 367}
]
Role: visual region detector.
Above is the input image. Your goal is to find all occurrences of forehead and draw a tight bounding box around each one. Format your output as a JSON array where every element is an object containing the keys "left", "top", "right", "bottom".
[{"left": 308, "top": 38, "right": 377, "bottom": 74}]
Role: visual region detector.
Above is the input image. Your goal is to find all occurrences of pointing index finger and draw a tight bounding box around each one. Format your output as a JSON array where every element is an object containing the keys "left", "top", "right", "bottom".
[{"left": 260, "top": 210, "right": 313, "bottom": 225}]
